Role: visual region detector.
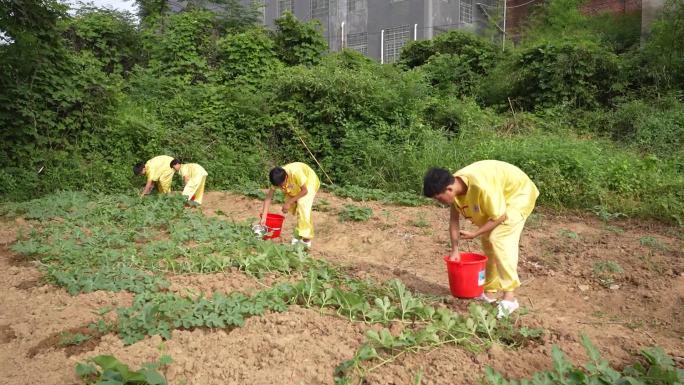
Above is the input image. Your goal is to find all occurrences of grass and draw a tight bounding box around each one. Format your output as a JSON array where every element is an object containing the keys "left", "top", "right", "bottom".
[
  {"left": 592, "top": 260, "right": 624, "bottom": 288},
  {"left": 639, "top": 236, "right": 670, "bottom": 252},
  {"left": 408, "top": 212, "right": 430, "bottom": 228},
  {"left": 338, "top": 205, "right": 373, "bottom": 222},
  {"left": 59, "top": 332, "right": 91, "bottom": 347},
  {"left": 559, "top": 228, "right": 579, "bottom": 239}
]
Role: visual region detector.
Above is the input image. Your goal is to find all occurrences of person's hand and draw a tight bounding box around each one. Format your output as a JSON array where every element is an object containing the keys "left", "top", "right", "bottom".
[
  {"left": 282, "top": 200, "right": 292, "bottom": 214},
  {"left": 459, "top": 230, "right": 477, "bottom": 240},
  {"left": 259, "top": 214, "right": 267, "bottom": 226},
  {"left": 449, "top": 250, "right": 461, "bottom": 262}
]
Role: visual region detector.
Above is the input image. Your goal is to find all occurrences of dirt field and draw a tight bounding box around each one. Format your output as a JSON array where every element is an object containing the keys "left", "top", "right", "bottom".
[{"left": 1, "top": 191, "right": 682, "bottom": 385}]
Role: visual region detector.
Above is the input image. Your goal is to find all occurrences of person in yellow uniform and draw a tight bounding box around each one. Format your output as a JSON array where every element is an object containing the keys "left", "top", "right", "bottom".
[
  {"left": 260, "top": 162, "right": 320, "bottom": 248},
  {"left": 133, "top": 155, "right": 176, "bottom": 197},
  {"left": 422, "top": 160, "right": 539, "bottom": 318},
  {"left": 170, "top": 159, "right": 208, "bottom": 205}
]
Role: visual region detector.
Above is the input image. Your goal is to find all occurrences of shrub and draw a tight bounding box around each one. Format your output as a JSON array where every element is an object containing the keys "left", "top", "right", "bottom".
[
  {"left": 62, "top": 7, "right": 142, "bottom": 75},
  {"left": 271, "top": 12, "right": 328, "bottom": 66},
  {"left": 503, "top": 39, "right": 623, "bottom": 109},
  {"left": 420, "top": 53, "right": 480, "bottom": 97},
  {"left": 215, "top": 28, "right": 283, "bottom": 84},
  {"left": 399, "top": 30, "right": 499, "bottom": 74}
]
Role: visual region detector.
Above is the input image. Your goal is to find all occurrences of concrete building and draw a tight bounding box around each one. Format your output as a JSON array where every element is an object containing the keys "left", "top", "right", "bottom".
[{"left": 247, "top": 0, "right": 498, "bottom": 63}]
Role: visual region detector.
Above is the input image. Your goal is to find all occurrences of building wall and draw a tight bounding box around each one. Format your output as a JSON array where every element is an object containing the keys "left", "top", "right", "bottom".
[
  {"left": 580, "top": 0, "right": 642, "bottom": 15},
  {"left": 640, "top": 0, "right": 664, "bottom": 37},
  {"left": 247, "top": 0, "right": 497, "bottom": 62}
]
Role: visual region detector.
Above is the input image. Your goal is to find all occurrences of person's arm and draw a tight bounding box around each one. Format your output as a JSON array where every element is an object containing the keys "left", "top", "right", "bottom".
[
  {"left": 183, "top": 175, "right": 189, "bottom": 184},
  {"left": 448, "top": 205, "right": 461, "bottom": 262},
  {"left": 141, "top": 179, "right": 154, "bottom": 196},
  {"left": 282, "top": 185, "right": 308, "bottom": 213},
  {"left": 459, "top": 214, "right": 507, "bottom": 239},
  {"left": 260, "top": 188, "right": 274, "bottom": 225}
]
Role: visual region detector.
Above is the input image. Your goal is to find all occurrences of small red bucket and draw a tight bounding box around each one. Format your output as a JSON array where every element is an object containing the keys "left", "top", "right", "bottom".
[
  {"left": 263, "top": 213, "right": 285, "bottom": 240},
  {"left": 443, "top": 252, "right": 488, "bottom": 298}
]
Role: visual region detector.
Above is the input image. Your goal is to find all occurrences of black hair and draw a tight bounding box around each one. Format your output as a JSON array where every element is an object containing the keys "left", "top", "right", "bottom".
[
  {"left": 170, "top": 158, "right": 181, "bottom": 168},
  {"left": 133, "top": 161, "right": 145, "bottom": 176},
  {"left": 269, "top": 166, "right": 287, "bottom": 186},
  {"left": 423, "top": 168, "right": 454, "bottom": 197}
]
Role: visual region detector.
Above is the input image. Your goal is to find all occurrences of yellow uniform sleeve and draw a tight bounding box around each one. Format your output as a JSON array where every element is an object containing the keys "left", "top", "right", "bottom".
[
  {"left": 282, "top": 162, "right": 319, "bottom": 196},
  {"left": 289, "top": 167, "right": 307, "bottom": 187}
]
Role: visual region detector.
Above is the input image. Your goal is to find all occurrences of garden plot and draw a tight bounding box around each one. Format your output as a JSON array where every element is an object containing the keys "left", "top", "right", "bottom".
[{"left": 0, "top": 191, "right": 682, "bottom": 385}]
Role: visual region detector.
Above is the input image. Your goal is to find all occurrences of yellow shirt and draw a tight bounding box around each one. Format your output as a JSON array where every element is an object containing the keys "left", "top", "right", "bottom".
[
  {"left": 179, "top": 163, "right": 208, "bottom": 181},
  {"left": 453, "top": 160, "right": 539, "bottom": 226},
  {"left": 145, "top": 155, "right": 175, "bottom": 183},
  {"left": 281, "top": 162, "right": 320, "bottom": 197}
]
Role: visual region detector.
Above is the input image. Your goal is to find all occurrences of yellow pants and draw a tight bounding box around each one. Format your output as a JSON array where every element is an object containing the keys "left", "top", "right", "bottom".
[
  {"left": 288, "top": 184, "right": 318, "bottom": 239},
  {"left": 481, "top": 216, "right": 527, "bottom": 292},
  {"left": 182, "top": 176, "right": 206, "bottom": 204},
  {"left": 156, "top": 175, "right": 173, "bottom": 194}
]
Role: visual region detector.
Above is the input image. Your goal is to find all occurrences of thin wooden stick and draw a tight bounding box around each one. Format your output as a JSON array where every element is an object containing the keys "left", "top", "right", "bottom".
[
  {"left": 576, "top": 320, "right": 627, "bottom": 325},
  {"left": 292, "top": 125, "right": 335, "bottom": 186}
]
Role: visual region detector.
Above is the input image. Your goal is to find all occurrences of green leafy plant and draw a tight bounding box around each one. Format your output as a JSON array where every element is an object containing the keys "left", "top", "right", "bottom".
[
  {"left": 59, "top": 332, "right": 92, "bottom": 347},
  {"left": 483, "top": 335, "right": 684, "bottom": 385},
  {"left": 338, "top": 205, "right": 373, "bottom": 222},
  {"left": 76, "top": 354, "right": 171, "bottom": 385},
  {"left": 559, "top": 228, "right": 579, "bottom": 239}
]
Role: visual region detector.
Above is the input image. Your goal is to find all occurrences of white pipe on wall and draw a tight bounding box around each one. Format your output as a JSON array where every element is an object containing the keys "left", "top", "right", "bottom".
[{"left": 380, "top": 29, "right": 385, "bottom": 64}]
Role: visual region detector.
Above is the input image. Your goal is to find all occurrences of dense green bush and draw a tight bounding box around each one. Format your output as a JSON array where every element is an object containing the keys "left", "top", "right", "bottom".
[
  {"left": 491, "top": 39, "right": 623, "bottom": 109},
  {"left": 144, "top": 9, "right": 217, "bottom": 81},
  {"left": 399, "top": 30, "right": 499, "bottom": 73},
  {"left": 271, "top": 12, "right": 328, "bottom": 66},
  {"left": 215, "top": 28, "right": 283, "bottom": 84},
  {"left": 263, "top": 59, "right": 428, "bottom": 181},
  {"left": 638, "top": 0, "right": 684, "bottom": 94},
  {"left": 1, "top": 0, "right": 682, "bottom": 226},
  {"left": 63, "top": 8, "right": 142, "bottom": 75}
]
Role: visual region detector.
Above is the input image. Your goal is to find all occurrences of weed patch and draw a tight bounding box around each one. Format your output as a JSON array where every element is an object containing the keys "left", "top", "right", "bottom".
[
  {"left": 483, "top": 335, "right": 683, "bottom": 385},
  {"left": 339, "top": 205, "right": 373, "bottom": 222}
]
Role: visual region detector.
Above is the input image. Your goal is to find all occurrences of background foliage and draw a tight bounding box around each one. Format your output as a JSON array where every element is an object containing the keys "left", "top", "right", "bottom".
[{"left": 0, "top": 0, "right": 682, "bottom": 225}]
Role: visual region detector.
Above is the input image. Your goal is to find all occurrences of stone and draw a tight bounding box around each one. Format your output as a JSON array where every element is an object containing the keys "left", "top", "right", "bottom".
[{"left": 578, "top": 285, "right": 590, "bottom": 292}]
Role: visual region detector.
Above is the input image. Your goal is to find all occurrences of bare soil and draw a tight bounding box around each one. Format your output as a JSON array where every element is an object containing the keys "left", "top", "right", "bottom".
[{"left": 0, "top": 191, "right": 682, "bottom": 385}]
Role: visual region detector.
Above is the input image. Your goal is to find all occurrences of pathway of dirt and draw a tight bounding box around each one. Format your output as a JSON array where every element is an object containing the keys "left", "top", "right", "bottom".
[{"left": 0, "top": 191, "right": 681, "bottom": 385}]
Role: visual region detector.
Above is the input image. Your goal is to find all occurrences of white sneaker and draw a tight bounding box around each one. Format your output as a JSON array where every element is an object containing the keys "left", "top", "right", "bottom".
[
  {"left": 291, "top": 238, "right": 312, "bottom": 249},
  {"left": 497, "top": 299, "right": 519, "bottom": 318},
  {"left": 477, "top": 293, "right": 497, "bottom": 304}
]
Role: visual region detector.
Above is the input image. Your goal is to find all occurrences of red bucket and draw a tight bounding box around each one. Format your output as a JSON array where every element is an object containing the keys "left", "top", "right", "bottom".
[
  {"left": 443, "top": 252, "right": 488, "bottom": 298},
  {"left": 263, "top": 213, "right": 285, "bottom": 240}
]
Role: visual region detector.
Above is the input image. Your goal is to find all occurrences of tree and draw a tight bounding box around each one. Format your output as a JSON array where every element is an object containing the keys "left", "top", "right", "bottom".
[
  {"left": 63, "top": 7, "right": 142, "bottom": 75},
  {"left": 271, "top": 12, "right": 328, "bottom": 66}
]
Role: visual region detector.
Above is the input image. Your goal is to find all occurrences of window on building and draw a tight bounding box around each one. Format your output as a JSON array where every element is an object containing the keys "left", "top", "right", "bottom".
[
  {"left": 311, "top": 0, "right": 331, "bottom": 31},
  {"left": 311, "top": 0, "right": 329, "bottom": 18},
  {"left": 348, "top": 0, "right": 365, "bottom": 12},
  {"left": 278, "top": 0, "right": 294, "bottom": 15},
  {"left": 460, "top": 0, "right": 473, "bottom": 24},
  {"left": 347, "top": 32, "right": 368, "bottom": 55},
  {"left": 383, "top": 25, "right": 410, "bottom": 64}
]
